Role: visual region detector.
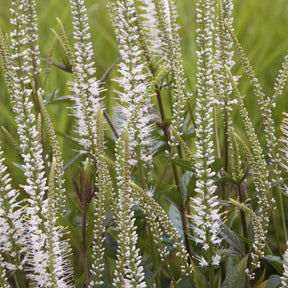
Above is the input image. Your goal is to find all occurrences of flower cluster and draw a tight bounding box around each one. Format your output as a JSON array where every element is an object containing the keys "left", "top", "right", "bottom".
[
  {"left": 0, "top": 254, "right": 11, "bottom": 288},
  {"left": 0, "top": 1, "right": 73, "bottom": 285},
  {"left": 227, "top": 69, "right": 270, "bottom": 277},
  {"left": 113, "top": 131, "right": 146, "bottom": 288},
  {"left": 111, "top": 0, "right": 154, "bottom": 174},
  {"left": 280, "top": 112, "right": 288, "bottom": 193},
  {"left": 132, "top": 183, "right": 192, "bottom": 275},
  {"left": 153, "top": 0, "right": 187, "bottom": 142},
  {"left": 191, "top": 0, "right": 222, "bottom": 266},
  {"left": 89, "top": 109, "right": 111, "bottom": 287},
  {"left": 69, "top": 0, "right": 102, "bottom": 157},
  {"left": 0, "top": 145, "right": 25, "bottom": 272},
  {"left": 139, "top": 0, "right": 162, "bottom": 57},
  {"left": 281, "top": 241, "right": 288, "bottom": 288}
]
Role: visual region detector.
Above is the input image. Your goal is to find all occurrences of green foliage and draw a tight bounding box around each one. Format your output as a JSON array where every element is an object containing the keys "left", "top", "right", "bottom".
[{"left": 1, "top": 0, "right": 288, "bottom": 287}]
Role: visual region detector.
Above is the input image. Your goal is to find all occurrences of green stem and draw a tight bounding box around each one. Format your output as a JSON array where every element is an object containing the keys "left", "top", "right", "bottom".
[
  {"left": 208, "top": 245, "right": 215, "bottom": 288},
  {"left": 82, "top": 203, "right": 89, "bottom": 288},
  {"left": 155, "top": 87, "right": 192, "bottom": 260},
  {"left": 237, "top": 182, "right": 250, "bottom": 255},
  {"left": 278, "top": 186, "right": 288, "bottom": 243},
  {"left": 166, "top": 263, "right": 179, "bottom": 288},
  {"left": 213, "top": 103, "right": 221, "bottom": 159},
  {"left": 149, "top": 223, "right": 161, "bottom": 288},
  {"left": 136, "top": 144, "right": 146, "bottom": 188}
]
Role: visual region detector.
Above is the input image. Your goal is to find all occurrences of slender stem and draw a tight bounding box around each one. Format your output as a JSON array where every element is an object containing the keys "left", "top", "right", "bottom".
[
  {"left": 82, "top": 203, "right": 89, "bottom": 287},
  {"left": 270, "top": 204, "right": 282, "bottom": 255},
  {"left": 149, "top": 223, "right": 161, "bottom": 288},
  {"left": 237, "top": 182, "right": 249, "bottom": 254},
  {"left": 155, "top": 86, "right": 192, "bottom": 262},
  {"left": 213, "top": 103, "right": 221, "bottom": 159},
  {"left": 155, "top": 86, "right": 192, "bottom": 260},
  {"left": 166, "top": 263, "right": 179, "bottom": 288},
  {"left": 103, "top": 109, "right": 119, "bottom": 138},
  {"left": 278, "top": 186, "right": 288, "bottom": 243},
  {"left": 208, "top": 244, "right": 215, "bottom": 288}
]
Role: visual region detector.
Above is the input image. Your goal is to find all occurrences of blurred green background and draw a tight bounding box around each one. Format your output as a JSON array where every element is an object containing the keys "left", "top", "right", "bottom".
[
  {"left": 0, "top": 0, "right": 288, "bottom": 282},
  {"left": 0, "top": 0, "right": 288, "bottom": 163}
]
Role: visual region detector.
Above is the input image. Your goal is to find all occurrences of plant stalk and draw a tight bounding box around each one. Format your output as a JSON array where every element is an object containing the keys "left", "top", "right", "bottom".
[
  {"left": 82, "top": 202, "right": 89, "bottom": 288},
  {"left": 155, "top": 86, "right": 192, "bottom": 260}
]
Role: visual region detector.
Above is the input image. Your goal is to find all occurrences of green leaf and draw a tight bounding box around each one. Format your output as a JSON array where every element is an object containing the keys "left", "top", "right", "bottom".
[
  {"left": 191, "top": 261, "right": 208, "bottom": 288},
  {"left": 263, "top": 255, "right": 285, "bottom": 274},
  {"left": 169, "top": 204, "right": 184, "bottom": 239},
  {"left": 220, "top": 224, "right": 244, "bottom": 256},
  {"left": 263, "top": 275, "right": 282, "bottom": 288},
  {"left": 105, "top": 231, "right": 118, "bottom": 260},
  {"left": 62, "top": 153, "right": 82, "bottom": 171},
  {"left": 161, "top": 184, "right": 182, "bottom": 207},
  {"left": 172, "top": 158, "right": 194, "bottom": 171},
  {"left": 1, "top": 126, "right": 21, "bottom": 154},
  {"left": 222, "top": 255, "right": 248, "bottom": 288},
  {"left": 218, "top": 249, "right": 242, "bottom": 257},
  {"left": 180, "top": 171, "right": 194, "bottom": 202},
  {"left": 176, "top": 275, "right": 192, "bottom": 288}
]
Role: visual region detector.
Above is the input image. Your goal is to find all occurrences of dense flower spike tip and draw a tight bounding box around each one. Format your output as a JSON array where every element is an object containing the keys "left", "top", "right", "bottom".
[
  {"left": 153, "top": 0, "right": 187, "bottom": 143},
  {"left": 111, "top": 0, "right": 154, "bottom": 175},
  {"left": 69, "top": 0, "right": 102, "bottom": 158},
  {"left": 139, "top": 0, "right": 162, "bottom": 57}
]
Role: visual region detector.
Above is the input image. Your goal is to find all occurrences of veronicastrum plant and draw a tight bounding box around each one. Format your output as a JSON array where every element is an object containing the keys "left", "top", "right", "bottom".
[{"left": 0, "top": 0, "right": 288, "bottom": 287}]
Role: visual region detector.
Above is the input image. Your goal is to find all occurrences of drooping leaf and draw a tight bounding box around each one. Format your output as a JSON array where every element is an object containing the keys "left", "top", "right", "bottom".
[
  {"left": 180, "top": 171, "right": 194, "bottom": 202},
  {"left": 220, "top": 224, "right": 245, "bottom": 256},
  {"left": 263, "top": 274, "right": 282, "bottom": 288},
  {"left": 263, "top": 255, "right": 286, "bottom": 274},
  {"left": 222, "top": 255, "right": 248, "bottom": 288},
  {"left": 191, "top": 261, "right": 208, "bottom": 288},
  {"left": 169, "top": 204, "right": 184, "bottom": 239},
  {"left": 172, "top": 158, "right": 194, "bottom": 171}
]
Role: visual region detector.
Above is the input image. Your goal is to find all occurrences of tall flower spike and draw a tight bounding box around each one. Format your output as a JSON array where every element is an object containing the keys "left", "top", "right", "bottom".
[
  {"left": 5, "top": 2, "right": 73, "bottom": 285},
  {"left": 38, "top": 92, "right": 66, "bottom": 215},
  {"left": 153, "top": 0, "right": 187, "bottom": 143},
  {"left": 111, "top": 0, "right": 154, "bottom": 176},
  {"left": 280, "top": 112, "right": 288, "bottom": 193},
  {"left": 89, "top": 109, "right": 112, "bottom": 287},
  {"left": 131, "top": 182, "right": 192, "bottom": 276},
  {"left": 214, "top": 0, "right": 235, "bottom": 177},
  {"left": 191, "top": 0, "right": 222, "bottom": 268},
  {"left": 230, "top": 199, "right": 265, "bottom": 279},
  {"left": 215, "top": 0, "right": 234, "bottom": 102},
  {"left": 23, "top": 158, "right": 73, "bottom": 287},
  {"left": 0, "top": 144, "right": 25, "bottom": 273},
  {"left": 281, "top": 241, "right": 288, "bottom": 288},
  {"left": 69, "top": 0, "right": 102, "bottom": 158},
  {"left": 25, "top": 0, "right": 40, "bottom": 94},
  {"left": 226, "top": 22, "right": 281, "bottom": 186},
  {"left": 273, "top": 52, "right": 288, "bottom": 103},
  {"left": 139, "top": 0, "right": 162, "bottom": 57},
  {"left": 226, "top": 68, "right": 271, "bottom": 228},
  {"left": 113, "top": 130, "right": 146, "bottom": 288},
  {"left": 226, "top": 68, "right": 272, "bottom": 277}
]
